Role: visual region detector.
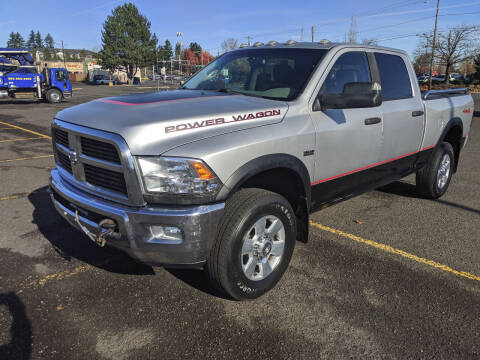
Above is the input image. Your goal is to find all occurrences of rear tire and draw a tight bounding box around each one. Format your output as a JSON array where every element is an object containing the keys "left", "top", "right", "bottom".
[
  {"left": 46, "top": 89, "right": 62, "bottom": 104},
  {"left": 416, "top": 142, "right": 454, "bottom": 199},
  {"left": 206, "top": 188, "right": 296, "bottom": 300}
]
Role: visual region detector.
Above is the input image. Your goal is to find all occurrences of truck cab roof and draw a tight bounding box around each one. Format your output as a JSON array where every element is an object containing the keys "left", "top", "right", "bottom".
[{"left": 232, "top": 41, "right": 407, "bottom": 56}]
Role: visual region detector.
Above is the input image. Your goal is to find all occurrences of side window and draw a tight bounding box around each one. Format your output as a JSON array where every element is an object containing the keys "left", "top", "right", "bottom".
[
  {"left": 374, "top": 53, "right": 412, "bottom": 101},
  {"left": 321, "top": 52, "right": 371, "bottom": 95},
  {"left": 56, "top": 70, "right": 67, "bottom": 82}
]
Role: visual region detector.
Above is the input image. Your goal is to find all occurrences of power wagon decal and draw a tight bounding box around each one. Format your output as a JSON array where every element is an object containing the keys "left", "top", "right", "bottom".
[{"left": 165, "top": 109, "right": 281, "bottom": 133}]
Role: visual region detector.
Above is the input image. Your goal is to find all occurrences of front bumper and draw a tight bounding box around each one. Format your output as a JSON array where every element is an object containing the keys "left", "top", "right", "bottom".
[{"left": 49, "top": 169, "right": 225, "bottom": 267}]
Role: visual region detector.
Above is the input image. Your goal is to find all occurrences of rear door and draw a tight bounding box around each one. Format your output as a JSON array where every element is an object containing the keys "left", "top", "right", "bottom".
[
  {"left": 374, "top": 52, "right": 424, "bottom": 177},
  {"left": 309, "top": 50, "right": 383, "bottom": 206}
]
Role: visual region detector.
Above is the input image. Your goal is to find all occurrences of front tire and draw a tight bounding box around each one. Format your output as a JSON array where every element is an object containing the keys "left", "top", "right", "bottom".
[
  {"left": 416, "top": 142, "right": 454, "bottom": 199},
  {"left": 207, "top": 188, "right": 296, "bottom": 300},
  {"left": 46, "top": 89, "right": 62, "bottom": 104}
]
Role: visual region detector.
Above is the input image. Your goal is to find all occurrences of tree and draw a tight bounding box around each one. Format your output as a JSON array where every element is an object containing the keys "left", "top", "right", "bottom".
[
  {"left": 474, "top": 53, "right": 480, "bottom": 73},
  {"left": 7, "top": 32, "right": 25, "bottom": 48},
  {"left": 413, "top": 52, "right": 431, "bottom": 75},
  {"left": 182, "top": 49, "right": 197, "bottom": 66},
  {"left": 99, "top": 2, "right": 158, "bottom": 82},
  {"left": 35, "top": 31, "right": 43, "bottom": 48},
  {"left": 435, "top": 26, "right": 477, "bottom": 84},
  {"left": 44, "top": 33, "right": 55, "bottom": 49},
  {"left": 43, "top": 47, "right": 52, "bottom": 61},
  {"left": 189, "top": 42, "right": 202, "bottom": 57},
  {"left": 221, "top": 38, "right": 238, "bottom": 53},
  {"left": 26, "top": 30, "right": 36, "bottom": 49},
  {"left": 162, "top": 40, "right": 173, "bottom": 60},
  {"left": 175, "top": 42, "right": 182, "bottom": 58},
  {"left": 199, "top": 51, "right": 214, "bottom": 65}
]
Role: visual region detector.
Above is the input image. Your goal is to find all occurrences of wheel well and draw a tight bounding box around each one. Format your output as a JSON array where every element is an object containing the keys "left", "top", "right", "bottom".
[
  {"left": 443, "top": 125, "right": 462, "bottom": 172},
  {"left": 239, "top": 168, "right": 309, "bottom": 243}
]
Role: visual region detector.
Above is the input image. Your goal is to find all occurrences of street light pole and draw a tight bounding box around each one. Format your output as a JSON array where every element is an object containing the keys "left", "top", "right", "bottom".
[{"left": 428, "top": 0, "right": 440, "bottom": 90}]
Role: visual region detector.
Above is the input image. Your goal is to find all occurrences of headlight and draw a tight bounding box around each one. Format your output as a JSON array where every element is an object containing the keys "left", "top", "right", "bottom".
[{"left": 137, "top": 157, "right": 221, "bottom": 203}]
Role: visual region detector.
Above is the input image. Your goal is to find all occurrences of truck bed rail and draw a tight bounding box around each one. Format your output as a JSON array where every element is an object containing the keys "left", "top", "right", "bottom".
[{"left": 422, "top": 88, "right": 468, "bottom": 100}]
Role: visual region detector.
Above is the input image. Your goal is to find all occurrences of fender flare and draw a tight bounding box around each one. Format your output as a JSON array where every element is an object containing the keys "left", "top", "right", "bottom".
[
  {"left": 437, "top": 117, "right": 464, "bottom": 172},
  {"left": 216, "top": 153, "right": 311, "bottom": 208},
  {"left": 438, "top": 117, "right": 463, "bottom": 146}
]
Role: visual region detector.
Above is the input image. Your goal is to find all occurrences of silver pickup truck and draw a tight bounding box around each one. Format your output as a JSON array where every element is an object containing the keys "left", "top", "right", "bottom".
[{"left": 50, "top": 41, "right": 473, "bottom": 299}]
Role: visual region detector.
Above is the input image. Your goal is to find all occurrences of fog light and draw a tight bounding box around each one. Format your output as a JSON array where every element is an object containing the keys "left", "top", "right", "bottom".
[{"left": 149, "top": 225, "right": 183, "bottom": 243}]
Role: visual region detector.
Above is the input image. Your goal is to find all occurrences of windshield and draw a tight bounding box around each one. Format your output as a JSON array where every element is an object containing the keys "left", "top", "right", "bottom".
[{"left": 183, "top": 48, "right": 327, "bottom": 100}]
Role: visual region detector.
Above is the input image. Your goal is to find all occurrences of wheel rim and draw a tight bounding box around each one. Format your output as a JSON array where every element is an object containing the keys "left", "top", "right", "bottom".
[
  {"left": 437, "top": 153, "right": 451, "bottom": 190},
  {"left": 241, "top": 215, "right": 285, "bottom": 281},
  {"left": 51, "top": 92, "right": 60, "bottom": 102}
]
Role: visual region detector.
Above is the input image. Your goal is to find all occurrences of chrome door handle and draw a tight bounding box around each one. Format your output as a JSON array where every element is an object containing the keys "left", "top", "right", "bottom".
[{"left": 364, "top": 117, "right": 381, "bottom": 125}]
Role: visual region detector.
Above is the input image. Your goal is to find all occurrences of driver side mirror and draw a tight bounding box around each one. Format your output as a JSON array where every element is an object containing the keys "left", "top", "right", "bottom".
[{"left": 313, "top": 82, "right": 382, "bottom": 111}]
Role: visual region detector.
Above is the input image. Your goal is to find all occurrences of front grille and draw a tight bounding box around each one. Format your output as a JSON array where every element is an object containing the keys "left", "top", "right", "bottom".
[
  {"left": 53, "top": 128, "right": 69, "bottom": 148},
  {"left": 84, "top": 163, "right": 127, "bottom": 195},
  {"left": 57, "top": 151, "right": 72, "bottom": 173},
  {"left": 52, "top": 190, "right": 106, "bottom": 224},
  {"left": 81, "top": 137, "right": 120, "bottom": 164}
]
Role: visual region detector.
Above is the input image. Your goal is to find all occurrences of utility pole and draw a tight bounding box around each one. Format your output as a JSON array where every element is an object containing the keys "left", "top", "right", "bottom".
[
  {"left": 61, "top": 40, "right": 67, "bottom": 70},
  {"left": 428, "top": 0, "right": 440, "bottom": 90},
  {"left": 300, "top": 26, "right": 304, "bottom": 41},
  {"left": 247, "top": 36, "right": 252, "bottom": 46},
  {"left": 311, "top": 26, "right": 314, "bottom": 42}
]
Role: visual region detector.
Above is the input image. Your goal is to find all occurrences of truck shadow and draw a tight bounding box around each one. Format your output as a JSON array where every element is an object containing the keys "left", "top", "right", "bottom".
[
  {"left": 28, "top": 187, "right": 154, "bottom": 276},
  {"left": 0, "top": 292, "right": 32, "bottom": 360},
  {"left": 166, "top": 269, "right": 231, "bottom": 300},
  {"left": 377, "top": 181, "right": 480, "bottom": 215}
]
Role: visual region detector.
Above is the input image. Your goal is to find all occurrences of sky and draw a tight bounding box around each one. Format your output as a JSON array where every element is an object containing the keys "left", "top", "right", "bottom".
[{"left": 1, "top": 0, "right": 479, "bottom": 58}]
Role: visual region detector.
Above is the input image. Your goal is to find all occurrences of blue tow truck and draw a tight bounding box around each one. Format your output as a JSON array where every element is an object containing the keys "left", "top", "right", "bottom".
[{"left": 0, "top": 48, "right": 72, "bottom": 103}]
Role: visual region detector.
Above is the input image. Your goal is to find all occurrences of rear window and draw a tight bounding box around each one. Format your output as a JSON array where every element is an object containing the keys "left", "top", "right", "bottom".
[{"left": 374, "top": 53, "right": 412, "bottom": 101}]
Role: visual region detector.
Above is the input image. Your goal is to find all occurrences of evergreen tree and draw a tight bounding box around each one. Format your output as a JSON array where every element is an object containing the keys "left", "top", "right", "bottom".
[
  {"left": 43, "top": 47, "right": 52, "bottom": 61},
  {"left": 189, "top": 42, "right": 202, "bottom": 57},
  {"left": 99, "top": 2, "right": 158, "bottom": 81},
  {"left": 26, "top": 30, "right": 36, "bottom": 49},
  {"left": 163, "top": 40, "right": 173, "bottom": 60},
  {"left": 6, "top": 32, "right": 15, "bottom": 47},
  {"left": 16, "top": 33, "right": 25, "bottom": 48},
  {"left": 44, "top": 33, "right": 55, "bottom": 49},
  {"left": 175, "top": 42, "right": 182, "bottom": 58},
  {"left": 35, "top": 31, "right": 43, "bottom": 48}
]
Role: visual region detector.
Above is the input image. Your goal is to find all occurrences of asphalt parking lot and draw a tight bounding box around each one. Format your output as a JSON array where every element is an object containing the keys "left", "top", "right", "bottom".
[{"left": 1, "top": 84, "right": 479, "bottom": 359}]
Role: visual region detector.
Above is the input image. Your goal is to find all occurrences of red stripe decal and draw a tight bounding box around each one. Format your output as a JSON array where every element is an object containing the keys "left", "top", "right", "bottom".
[
  {"left": 96, "top": 95, "right": 238, "bottom": 106},
  {"left": 311, "top": 146, "right": 435, "bottom": 186}
]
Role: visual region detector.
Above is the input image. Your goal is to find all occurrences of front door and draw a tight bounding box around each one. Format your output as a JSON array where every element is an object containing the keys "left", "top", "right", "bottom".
[
  {"left": 52, "top": 69, "right": 72, "bottom": 93},
  {"left": 309, "top": 50, "right": 383, "bottom": 207}
]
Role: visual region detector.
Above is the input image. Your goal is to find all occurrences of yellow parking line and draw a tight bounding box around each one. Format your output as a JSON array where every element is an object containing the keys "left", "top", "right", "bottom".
[
  {"left": 17, "top": 264, "right": 93, "bottom": 294},
  {"left": 72, "top": 88, "right": 83, "bottom": 90},
  {"left": 0, "top": 193, "right": 28, "bottom": 201},
  {"left": 0, "top": 154, "right": 53, "bottom": 163},
  {"left": 0, "top": 121, "right": 51, "bottom": 139},
  {"left": 309, "top": 220, "right": 480, "bottom": 283},
  {"left": 0, "top": 136, "right": 46, "bottom": 143}
]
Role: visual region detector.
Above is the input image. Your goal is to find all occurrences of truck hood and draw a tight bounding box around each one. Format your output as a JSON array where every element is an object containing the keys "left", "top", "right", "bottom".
[{"left": 56, "top": 90, "right": 289, "bottom": 155}]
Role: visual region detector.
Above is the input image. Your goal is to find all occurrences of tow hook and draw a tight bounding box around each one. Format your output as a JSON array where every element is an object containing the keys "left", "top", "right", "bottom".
[
  {"left": 73, "top": 210, "right": 120, "bottom": 248},
  {"left": 97, "top": 219, "right": 121, "bottom": 247}
]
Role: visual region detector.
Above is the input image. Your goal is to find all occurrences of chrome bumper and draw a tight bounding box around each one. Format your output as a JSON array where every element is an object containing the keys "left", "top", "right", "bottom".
[{"left": 49, "top": 168, "right": 225, "bottom": 267}]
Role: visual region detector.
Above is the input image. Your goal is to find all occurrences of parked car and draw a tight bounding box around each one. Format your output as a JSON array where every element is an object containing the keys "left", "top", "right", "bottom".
[
  {"left": 50, "top": 42, "right": 473, "bottom": 300},
  {"left": 95, "top": 75, "right": 114, "bottom": 85},
  {"left": 417, "top": 75, "right": 429, "bottom": 84}
]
